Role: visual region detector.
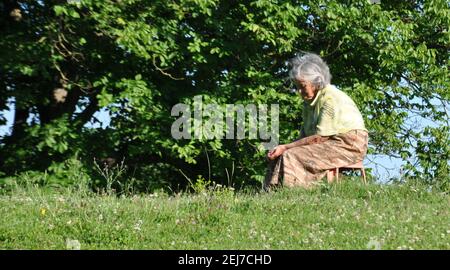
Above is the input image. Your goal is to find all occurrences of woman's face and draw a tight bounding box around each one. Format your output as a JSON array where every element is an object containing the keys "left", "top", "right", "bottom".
[{"left": 294, "top": 78, "right": 317, "bottom": 101}]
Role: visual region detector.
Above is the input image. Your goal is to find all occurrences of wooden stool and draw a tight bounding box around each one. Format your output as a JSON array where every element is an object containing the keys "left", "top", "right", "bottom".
[{"left": 326, "top": 161, "right": 367, "bottom": 184}]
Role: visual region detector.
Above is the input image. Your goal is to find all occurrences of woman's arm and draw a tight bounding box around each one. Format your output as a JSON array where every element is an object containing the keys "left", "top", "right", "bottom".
[
  {"left": 284, "top": 134, "right": 329, "bottom": 149},
  {"left": 267, "top": 134, "right": 329, "bottom": 160}
]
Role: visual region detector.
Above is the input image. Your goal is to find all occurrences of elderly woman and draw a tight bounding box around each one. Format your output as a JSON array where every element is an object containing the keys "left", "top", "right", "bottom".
[{"left": 265, "top": 53, "right": 368, "bottom": 188}]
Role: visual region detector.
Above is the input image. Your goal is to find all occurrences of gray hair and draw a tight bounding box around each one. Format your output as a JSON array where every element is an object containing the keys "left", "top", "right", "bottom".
[{"left": 288, "top": 53, "right": 331, "bottom": 90}]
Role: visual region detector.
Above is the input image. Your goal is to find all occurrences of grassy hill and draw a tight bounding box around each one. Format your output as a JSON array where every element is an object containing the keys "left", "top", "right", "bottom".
[{"left": 0, "top": 179, "right": 448, "bottom": 250}]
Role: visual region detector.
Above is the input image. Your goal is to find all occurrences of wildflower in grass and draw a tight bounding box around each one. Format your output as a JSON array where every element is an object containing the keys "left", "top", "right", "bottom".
[
  {"left": 40, "top": 208, "right": 47, "bottom": 216},
  {"left": 367, "top": 239, "right": 381, "bottom": 250},
  {"left": 66, "top": 239, "right": 81, "bottom": 250},
  {"left": 133, "top": 219, "right": 143, "bottom": 231}
]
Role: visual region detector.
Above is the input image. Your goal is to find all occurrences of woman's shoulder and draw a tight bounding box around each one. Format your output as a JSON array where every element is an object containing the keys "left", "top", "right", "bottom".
[
  {"left": 323, "top": 85, "right": 354, "bottom": 101},
  {"left": 322, "top": 84, "right": 341, "bottom": 95},
  {"left": 318, "top": 85, "right": 339, "bottom": 104}
]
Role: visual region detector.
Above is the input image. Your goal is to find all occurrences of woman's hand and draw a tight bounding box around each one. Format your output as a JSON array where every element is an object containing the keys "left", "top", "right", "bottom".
[{"left": 267, "top": 145, "right": 287, "bottom": 160}]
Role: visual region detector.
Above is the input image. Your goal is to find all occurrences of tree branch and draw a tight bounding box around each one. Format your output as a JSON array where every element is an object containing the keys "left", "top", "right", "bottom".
[{"left": 73, "top": 95, "right": 99, "bottom": 128}]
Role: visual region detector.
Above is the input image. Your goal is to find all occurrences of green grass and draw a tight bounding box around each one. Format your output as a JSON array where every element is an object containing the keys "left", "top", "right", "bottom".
[{"left": 0, "top": 179, "right": 449, "bottom": 250}]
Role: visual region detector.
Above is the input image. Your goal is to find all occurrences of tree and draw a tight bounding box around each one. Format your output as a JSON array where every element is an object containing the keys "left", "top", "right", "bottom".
[{"left": 0, "top": 0, "right": 448, "bottom": 191}]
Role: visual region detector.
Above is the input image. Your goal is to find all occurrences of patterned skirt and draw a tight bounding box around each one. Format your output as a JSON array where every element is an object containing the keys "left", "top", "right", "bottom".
[{"left": 264, "top": 129, "right": 368, "bottom": 188}]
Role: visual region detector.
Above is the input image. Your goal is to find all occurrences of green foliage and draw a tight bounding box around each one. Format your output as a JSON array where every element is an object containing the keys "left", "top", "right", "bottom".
[
  {"left": 30, "top": 117, "right": 78, "bottom": 155},
  {"left": 0, "top": 156, "right": 90, "bottom": 192},
  {"left": 0, "top": 0, "right": 448, "bottom": 190}
]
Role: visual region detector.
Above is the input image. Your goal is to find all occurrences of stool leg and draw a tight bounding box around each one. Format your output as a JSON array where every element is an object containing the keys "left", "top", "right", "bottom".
[
  {"left": 361, "top": 168, "right": 367, "bottom": 185},
  {"left": 327, "top": 170, "right": 333, "bottom": 183},
  {"left": 336, "top": 167, "right": 339, "bottom": 183}
]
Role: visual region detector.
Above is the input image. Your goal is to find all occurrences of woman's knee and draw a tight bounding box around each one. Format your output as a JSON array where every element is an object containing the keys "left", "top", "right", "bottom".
[
  {"left": 282, "top": 147, "right": 301, "bottom": 158},
  {"left": 282, "top": 148, "right": 297, "bottom": 158}
]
